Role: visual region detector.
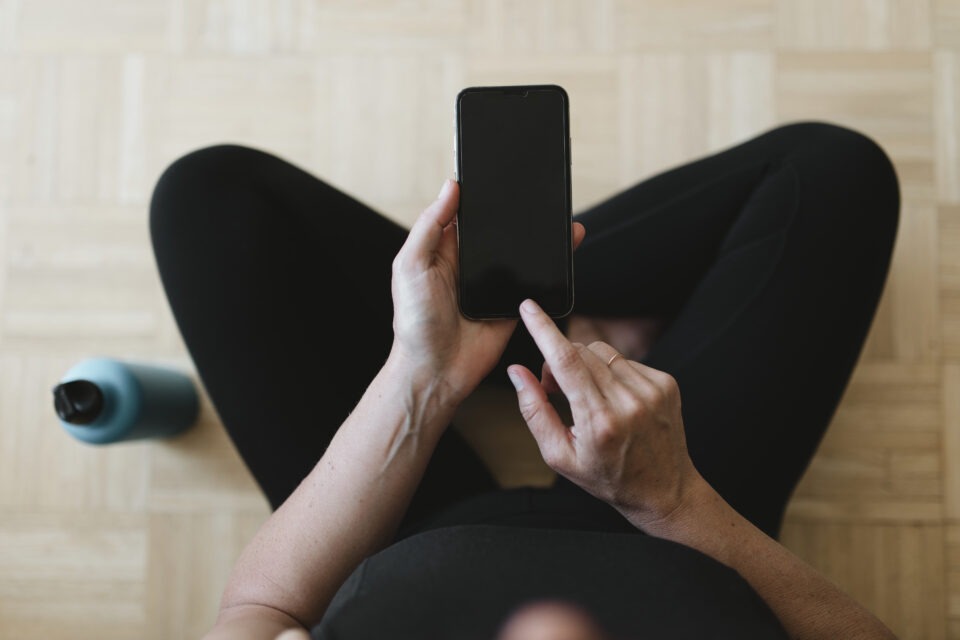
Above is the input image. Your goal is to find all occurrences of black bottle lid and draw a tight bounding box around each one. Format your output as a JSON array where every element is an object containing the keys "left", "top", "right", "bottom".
[{"left": 52, "top": 380, "right": 104, "bottom": 425}]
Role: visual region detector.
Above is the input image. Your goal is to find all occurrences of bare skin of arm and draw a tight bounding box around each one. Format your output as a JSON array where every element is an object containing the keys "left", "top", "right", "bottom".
[
  {"left": 204, "top": 349, "right": 459, "bottom": 638},
  {"left": 508, "top": 297, "right": 897, "bottom": 640}
]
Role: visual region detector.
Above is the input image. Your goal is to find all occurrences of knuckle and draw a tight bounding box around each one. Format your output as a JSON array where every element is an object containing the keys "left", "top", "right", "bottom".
[
  {"left": 519, "top": 398, "right": 545, "bottom": 426},
  {"left": 593, "top": 406, "right": 616, "bottom": 426},
  {"left": 622, "top": 394, "right": 645, "bottom": 419},
  {"left": 595, "top": 423, "right": 619, "bottom": 445},
  {"left": 592, "top": 409, "right": 619, "bottom": 441},
  {"left": 665, "top": 373, "right": 680, "bottom": 394},
  {"left": 555, "top": 345, "right": 582, "bottom": 369},
  {"left": 657, "top": 372, "right": 680, "bottom": 400},
  {"left": 588, "top": 340, "right": 608, "bottom": 352},
  {"left": 648, "top": 389, "right": 669, "bottom": 413},
  {"left": 634, "top": 372, "right": 664, "bottom": 398},
  {"left": 654, "top": 369, "right": 676, "bottom": 387}
]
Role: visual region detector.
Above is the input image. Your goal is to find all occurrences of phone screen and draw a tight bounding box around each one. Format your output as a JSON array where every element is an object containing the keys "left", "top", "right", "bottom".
[{"left": 455, "top": 85, "right": 572, "bottom": 318}]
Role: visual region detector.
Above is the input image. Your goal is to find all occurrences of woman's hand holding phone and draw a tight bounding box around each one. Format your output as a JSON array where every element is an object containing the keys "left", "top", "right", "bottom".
[
  {"left": 507, "top": 299, "right": 705, "bottom": 532},
  {"left": 389, "top": 179, "right": 586, "bottom": 407}
]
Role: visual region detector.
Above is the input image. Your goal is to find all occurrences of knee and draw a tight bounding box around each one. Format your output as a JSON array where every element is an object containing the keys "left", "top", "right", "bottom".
[
  {"left": 149, "top": 143, "right": 271, "bottom": 238},
  {"left": 774, "top": 122, "right": 900, "bottom": 244}
]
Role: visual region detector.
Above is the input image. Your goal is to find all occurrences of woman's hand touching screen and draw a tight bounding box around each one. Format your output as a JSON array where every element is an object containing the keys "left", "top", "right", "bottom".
[{"left": 506, "top": 298, "right": 701, "bottom": 531}]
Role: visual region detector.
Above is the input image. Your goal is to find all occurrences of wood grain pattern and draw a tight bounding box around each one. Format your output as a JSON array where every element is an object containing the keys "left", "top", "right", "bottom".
[{"left": 0, "top": 1, "right": 956, "bottom": 638}]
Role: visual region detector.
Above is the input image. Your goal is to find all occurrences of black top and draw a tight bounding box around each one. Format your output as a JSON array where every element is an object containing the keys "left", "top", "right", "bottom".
[{"left": 312, "top": 524, "right": 789, "bottom": 640}]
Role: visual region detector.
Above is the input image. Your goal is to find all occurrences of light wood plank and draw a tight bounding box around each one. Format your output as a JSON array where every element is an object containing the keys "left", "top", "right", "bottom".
[
  {"left": 614, "top": 0, "right": 775, "bottom": 49},
  {"left": 0, "top": 511, "right": 147, "bottom": 638},
  {"left": 780, "top": 521, "right": 946, "bottom": 638},
  {"left": 936, "top": 53, "right": 960, "bottom": 204},
  {"left": 940, "top": 207, "right": 960, "bottom": 359},
  {"left": 17, "top": 0, "right": 169, "bottom": 53},
  {"left": 777, "top": 0, "right": 932, "bottom": 50},
  {"left": 935, "top": 0, "right": 960, "bottom": 47},
  {"left": 945, "top": 365, "right": 960, "bottom": 519}
]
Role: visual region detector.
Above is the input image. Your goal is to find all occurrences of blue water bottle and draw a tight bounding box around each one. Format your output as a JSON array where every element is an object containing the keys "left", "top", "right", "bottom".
[{"left": 52, "top": 357, "right": 199, "bottom": 445}]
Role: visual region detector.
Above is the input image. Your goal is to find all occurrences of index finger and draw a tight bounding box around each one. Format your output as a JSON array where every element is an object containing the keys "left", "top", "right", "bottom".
[{"left": 519, "top": 298, "right": 604, "bottom": 410}]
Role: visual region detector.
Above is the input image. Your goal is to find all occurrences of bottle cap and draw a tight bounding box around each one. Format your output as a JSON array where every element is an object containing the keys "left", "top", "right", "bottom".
[{"left": 52, "top": 380, "right": 104, "bottom": 425}]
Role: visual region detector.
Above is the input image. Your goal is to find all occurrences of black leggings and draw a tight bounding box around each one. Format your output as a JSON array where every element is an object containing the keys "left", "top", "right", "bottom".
[{"left": 150, "top": 122, "right": 899, "bottom": 540}]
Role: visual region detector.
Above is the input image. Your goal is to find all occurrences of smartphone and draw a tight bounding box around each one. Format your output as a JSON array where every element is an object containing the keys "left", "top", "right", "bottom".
[{"left": 454, "top": 84, "right": 573, "bottom": 319}]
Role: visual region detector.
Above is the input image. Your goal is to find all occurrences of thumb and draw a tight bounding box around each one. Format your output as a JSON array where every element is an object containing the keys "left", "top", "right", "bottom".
[
  {"left": 507, "top": 365, "right": 572, "bottom": 467},
  {"left": 437, "top": 210, "right": 459, "bottom": 271},
  {"left": 403, "top": 179, "right": 458, "bottom": 273}
]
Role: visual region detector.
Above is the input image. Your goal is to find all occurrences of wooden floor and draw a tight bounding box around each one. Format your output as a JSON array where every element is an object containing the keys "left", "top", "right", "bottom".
[{"left": 1, "top": 1, "right": 958, "bottom": 638}]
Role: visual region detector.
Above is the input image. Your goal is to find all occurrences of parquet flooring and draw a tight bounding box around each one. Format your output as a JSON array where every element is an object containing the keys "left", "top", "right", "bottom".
[{"left": 1, "top": 1, "right": 957, "bottom": 637}]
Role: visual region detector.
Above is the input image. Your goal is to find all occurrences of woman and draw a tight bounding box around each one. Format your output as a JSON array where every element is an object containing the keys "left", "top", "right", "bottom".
[{"left": 150, "top": 121, "right": 900, "bottom": 639}]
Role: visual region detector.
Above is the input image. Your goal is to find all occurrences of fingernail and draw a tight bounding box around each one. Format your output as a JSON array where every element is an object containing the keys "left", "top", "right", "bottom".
[
  {"left": 507, "top": 368, "right": 524, "bottom": 391},
  {"left": 521, "top": 299, "right": 538, "bottom": 314},
  {"left": 438, "top": 179, "right": 451, "bottom": 199}
]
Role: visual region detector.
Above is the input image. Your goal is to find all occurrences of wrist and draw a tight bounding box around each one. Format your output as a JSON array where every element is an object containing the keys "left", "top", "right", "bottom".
[
  {"left": 623, "top": 471, "right": 720, "bottom": 539},
  {"left": 382, "top": 345, "right": 462, "bottom": 412},
  {"left": 626, "top": 473, "right": 757, "bottom": 584}
]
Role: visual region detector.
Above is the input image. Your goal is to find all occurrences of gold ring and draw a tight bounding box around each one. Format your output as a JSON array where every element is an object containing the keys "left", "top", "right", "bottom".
[{"left": 607, "top": 353, "right": 624, "bottom": 367}]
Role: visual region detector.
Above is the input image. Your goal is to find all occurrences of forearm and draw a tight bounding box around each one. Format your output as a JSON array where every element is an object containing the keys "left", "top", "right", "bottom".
[
  {"left": 637, "top": 475, "right": 897, "bottom": 640},
  {"left": 216, "top": 348, "right": 459, "bottom": 628}
]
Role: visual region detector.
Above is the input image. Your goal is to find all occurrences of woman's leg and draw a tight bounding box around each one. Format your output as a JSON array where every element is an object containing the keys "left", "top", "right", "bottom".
[
  {"left": 149, "top": 144, "right": 498, "bottom": 523},
  {"left": 544, "top": 122, "right": 899, "bottom": 538}
]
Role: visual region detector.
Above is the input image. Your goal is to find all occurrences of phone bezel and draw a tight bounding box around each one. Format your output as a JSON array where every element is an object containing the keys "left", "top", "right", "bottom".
[{"left": 454, "top": 84, "right": 574, "bottom": 320}]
